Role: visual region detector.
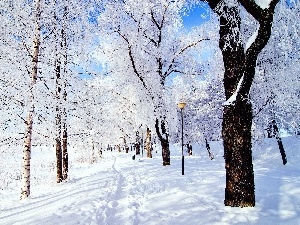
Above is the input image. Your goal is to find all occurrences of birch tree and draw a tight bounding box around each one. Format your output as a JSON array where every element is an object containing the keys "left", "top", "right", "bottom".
[{"left": 20, "top": 0, "right": 41, "bottom": 200}]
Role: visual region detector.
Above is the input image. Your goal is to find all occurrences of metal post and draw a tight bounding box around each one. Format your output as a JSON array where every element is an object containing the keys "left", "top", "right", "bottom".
[{"left": 181, "top": 108, "right": 184, "bottom": 175}]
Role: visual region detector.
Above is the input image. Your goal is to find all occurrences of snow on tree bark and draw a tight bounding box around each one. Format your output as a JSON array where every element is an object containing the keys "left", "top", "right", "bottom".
[
  {"left": 155, "top": 118, "right": 170, "bottom": 166},
  {"left": 20, "top": 0, "right": 41, "bottom": 200},
  {"left": 206, "top": 0, "right": 280, "bottom": 207}
]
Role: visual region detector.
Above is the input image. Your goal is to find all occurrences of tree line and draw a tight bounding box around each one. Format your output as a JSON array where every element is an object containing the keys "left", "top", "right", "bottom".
[{"left": 0, "top": 0, "right": 299, "bottom": 207}]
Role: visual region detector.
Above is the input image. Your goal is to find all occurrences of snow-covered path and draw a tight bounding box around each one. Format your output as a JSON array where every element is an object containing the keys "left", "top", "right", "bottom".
[
  {"left": 1, "top": 149, "right": 225, "bottom": 225},
  {"left": 1, "top": 138, "right": 300, "bottom": 225}
]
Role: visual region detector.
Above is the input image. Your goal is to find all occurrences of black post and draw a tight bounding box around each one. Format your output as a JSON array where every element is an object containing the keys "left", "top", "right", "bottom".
[{"left": 181, "top": 108, "right": 184, "bottom": 175}]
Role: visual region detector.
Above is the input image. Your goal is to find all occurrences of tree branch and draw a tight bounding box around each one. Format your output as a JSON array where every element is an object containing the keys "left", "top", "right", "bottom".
[
  {"left": 237, "top": 0, "right": 280, "bottom": 99},
  {"left": 164, "top": 38, "right": 209, "bottom": 78},
  {"left": 252, "top": 95, "right": 274, "bottom": 118}
]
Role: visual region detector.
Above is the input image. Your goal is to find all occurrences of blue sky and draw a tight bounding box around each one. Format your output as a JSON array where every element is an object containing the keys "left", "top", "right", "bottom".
[{"left": 181, "top": 2, "right": 211, "bottom": 30}]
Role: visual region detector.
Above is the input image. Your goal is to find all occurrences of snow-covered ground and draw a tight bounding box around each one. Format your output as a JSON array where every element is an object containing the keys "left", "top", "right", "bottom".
[{"left": 1, "top": 137, "right": 300, "bottom": 225}]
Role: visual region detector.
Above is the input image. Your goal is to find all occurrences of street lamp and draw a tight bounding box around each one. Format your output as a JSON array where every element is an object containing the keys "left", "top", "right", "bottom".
[{"left": 178, "top": 102, "right": 186, "bottom": 175}]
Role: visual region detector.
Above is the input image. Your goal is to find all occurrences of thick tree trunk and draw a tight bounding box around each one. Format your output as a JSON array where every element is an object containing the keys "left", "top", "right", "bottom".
[
  {"left": 155, "top": 118, "right": 170, "bottom": 166},
  {"left": 216, "top": 2, "right": 255, "bottom": 206},
  {"left": 20, "top": 0, "right": 41, "bottom": 200},
  {"left": 223, "top": 101, "right": 255, "bottom": 207},
  {"left": 206, "top": 0, "right": 279, "bottom": 207},
  {"left": 146, "top": 127, "right": 152, "bottom": 158}
]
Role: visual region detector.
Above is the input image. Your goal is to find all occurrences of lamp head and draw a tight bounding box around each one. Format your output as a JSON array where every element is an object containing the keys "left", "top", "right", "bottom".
[{"left": 177, "top": 102, "right": 186, "bottom": 109}]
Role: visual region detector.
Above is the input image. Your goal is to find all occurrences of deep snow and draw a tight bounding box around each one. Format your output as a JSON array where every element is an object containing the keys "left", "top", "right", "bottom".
[{"left": 1, "top": 137, "right": 300, "bottom": 225}]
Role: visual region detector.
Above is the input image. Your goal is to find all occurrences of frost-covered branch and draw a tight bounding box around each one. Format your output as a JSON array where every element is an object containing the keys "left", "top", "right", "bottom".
[
  {"left": 164, "top": 38, "right": 209, "bottom": 78},
  {"left": 237, "top": 0, "right": 280, "bottom": 99}
]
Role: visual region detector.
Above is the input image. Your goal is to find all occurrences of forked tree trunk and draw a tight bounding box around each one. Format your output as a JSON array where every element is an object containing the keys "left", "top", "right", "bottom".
[
  {"left": 20, "top": 0, "right": 41, "bottom": 200},
  {"left": 206, "top": 0, "right": 279, "bottom": 207},
  {"left": 146, "top": 127, "right": 152, "bottom": 158},
  {"left": 155, "top": 118, "right": 170, "bottom": 166},
  {"left": 218, "top": 3, "right": 255, "bottom": 207}
]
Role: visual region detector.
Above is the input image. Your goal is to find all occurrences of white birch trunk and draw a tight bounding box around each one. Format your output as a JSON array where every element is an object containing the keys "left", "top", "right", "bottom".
[
  {"left": 61, "top": 5, "right": 68, "bottom": 180},
  {"left": 20, "top": 0, "right": 41, "bottom": 200}
]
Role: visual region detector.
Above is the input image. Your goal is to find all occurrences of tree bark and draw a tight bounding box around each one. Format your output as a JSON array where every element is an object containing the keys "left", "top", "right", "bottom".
[
  {"left": 135, "top": 143, "right": 140, "bottom": 155},
  {"left": 62, "top": 114, "right": 68, "bottom": 179},
  {"left": 206, "top": 0, "right": 279, "bottom": 207},
  {"left": 20, "top": 0, "right": 41, "bottom": 200},
  {"left": 61, "top": 8, "right": 68, "bottom": 180},
  {"left": 62, "top": 70, "right": 68, "bottom": 179},
  {"left": 146, "top": 127, "right": 152, "bottom": 158},
  {"left": 223, "top": 101, "right": 255, "bottom": 207},
  {"left": 155, "top": 118, "right": 170, "bottom": 166},
  {"left": 272, "top": 120, "right": 287, "bottom": 165},
  {"left": 55, "top": 58, "right": 63, "bottom": 183}
]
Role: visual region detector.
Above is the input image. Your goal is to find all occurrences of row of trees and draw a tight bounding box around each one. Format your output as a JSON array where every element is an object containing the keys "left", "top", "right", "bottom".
[
  {"left": 96, "top": 0, "right": 299, "bottom": 207},
  {"left": 1, "top": 0, "right": 299, "bottom": 207},
  {"left": 0, "top": 0, "right": 100, "bottom": 199}
]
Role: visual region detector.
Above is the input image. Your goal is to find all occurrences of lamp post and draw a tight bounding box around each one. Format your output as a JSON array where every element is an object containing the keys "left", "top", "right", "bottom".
[{"left": 178, "top": 102, "right": 186, "bottom": 175}]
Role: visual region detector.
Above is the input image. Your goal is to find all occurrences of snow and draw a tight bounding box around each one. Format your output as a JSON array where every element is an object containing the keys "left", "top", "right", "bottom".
[
  {"left": 254, "top": 0, "right": 272, "bottom": 9},
  {"left": 245, "top": 26, "right": 259, "bottom": 51},
  {"left": 223, "top": 75, "right": 244, "bottom": 106},
  {"left": 1, "top": 137, "right": 300, "bottom": 225}
]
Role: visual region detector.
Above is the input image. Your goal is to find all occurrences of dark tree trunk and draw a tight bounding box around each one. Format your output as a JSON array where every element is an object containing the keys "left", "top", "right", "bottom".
[
  {"left": 216, "top": 3, "right": 255, "bottom": 206},
  {"left": 135, "top": 143, "right": 140, "bottom": 155},
  {"left": 205, "top": 138, "right": 214, "bottom": 160},
  {"left": 223, "top": 101, "right": 255, "bottom": 207},
  {"left": 62, "top": 123, "right": 68, "bottom": 179},
  {"left": 155, "top": 118, "right": 170, "bottom": 166},
  {"left": 272, "top": 120, "right": 287, "bottom": 165},
  {"left": 205, "top": 0, "right": 279, "bottom": 207},
  {"left": 55, "top": 59, "right": 63, "bottom": 183},
  {"left": 62, "top": 80, "right": 68, "bottom": 180}
]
